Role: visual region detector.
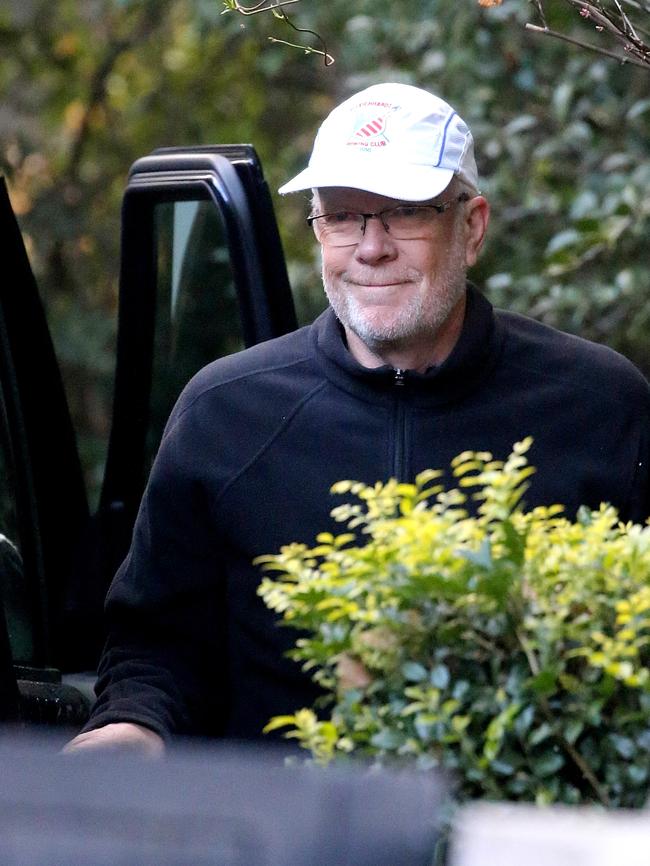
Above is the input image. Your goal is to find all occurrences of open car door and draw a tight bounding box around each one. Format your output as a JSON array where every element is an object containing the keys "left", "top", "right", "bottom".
[{"left": 0, "top": 145, "right": 297, "bottom": 726}]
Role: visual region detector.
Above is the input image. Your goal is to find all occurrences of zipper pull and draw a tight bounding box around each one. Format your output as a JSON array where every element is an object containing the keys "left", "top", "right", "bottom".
[{"left": 394, "top": 368, "right": 406, "bottom": 386}]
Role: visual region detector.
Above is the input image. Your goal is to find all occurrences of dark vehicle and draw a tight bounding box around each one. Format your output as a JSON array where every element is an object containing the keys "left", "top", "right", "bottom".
[{"left": 0, "top": 146, "right": 298, "bottom": 730}]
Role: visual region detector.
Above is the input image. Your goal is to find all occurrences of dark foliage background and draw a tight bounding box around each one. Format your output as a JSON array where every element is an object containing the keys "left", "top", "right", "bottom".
[{"left": 2, "top": 0, "right": 649, "bottom": 501}]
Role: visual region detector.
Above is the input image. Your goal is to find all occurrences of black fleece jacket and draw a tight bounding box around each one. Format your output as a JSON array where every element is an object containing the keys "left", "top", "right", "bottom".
[{"left": 84, "top": 285, "right": 650, "bottom": 742}]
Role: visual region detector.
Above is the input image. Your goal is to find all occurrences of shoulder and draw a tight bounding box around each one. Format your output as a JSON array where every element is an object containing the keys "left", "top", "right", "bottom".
[
  {"left": 149, "top": 322, "right": 320, "bottom": 460},
  {"left": 496, "top": 308, "right": 650, "bottom": 406},
  {"left": 175, "top": 323, "right": 315, "bottom": 409}
]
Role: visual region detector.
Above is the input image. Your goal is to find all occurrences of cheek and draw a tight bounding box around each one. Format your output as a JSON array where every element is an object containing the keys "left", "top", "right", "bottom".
[
  {"left": 321, "top": 248, "right": 348, "bottom": 278},
  {"left": 432, "top": 233, "right": 466, "bottom": 272},
  {"left": 415, "top": 250, "right": 442, "bottom": 280},
  {"left": 406, "top": 235, "right": 453, "bottom": 277}
]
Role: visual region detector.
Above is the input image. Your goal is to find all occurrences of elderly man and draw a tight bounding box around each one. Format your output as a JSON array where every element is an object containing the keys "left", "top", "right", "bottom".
[{"left": 66, "top": 83, "right": 650, "bottom": 755}]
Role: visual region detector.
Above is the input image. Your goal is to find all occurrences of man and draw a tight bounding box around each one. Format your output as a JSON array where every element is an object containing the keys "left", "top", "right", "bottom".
[{"left": 66, "top": 82, "right": 650, "bottom": 756}]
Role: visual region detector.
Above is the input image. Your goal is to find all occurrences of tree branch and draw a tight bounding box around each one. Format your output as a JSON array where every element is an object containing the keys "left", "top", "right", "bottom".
[
  {"left": 564, "top": 0, "right": 650, "bottom": 59},
  {"left": 525, "top": 22, "right": 650, "bottom": 68},
  {"left": 66, "top": 2, "right": 165, "bottom": 182},
  {"left": 269, "top": 36, "right": 334, "bottom": 64},
  {"left": 519, "top": 0, "right": 650, "bottom": 70},
  {"left": 515, "top": 629, "right": 611, "bottom": 807},
  {"left": 272, "top": 10, "right": 334, "bottom": 65},
  {"left": 221, "top": 0, "right": 302, "bottom": 15},
  {"left": 223, "top": 0, "right": 334, "bottom": 65}
]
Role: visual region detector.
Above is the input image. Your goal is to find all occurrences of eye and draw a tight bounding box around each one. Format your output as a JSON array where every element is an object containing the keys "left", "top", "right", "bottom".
[
  {"left": 391, "top": 206, "right": 426, "bottom": 220},
  {"left": 323, "top": 211, "right": 357, "bottom": 225}
]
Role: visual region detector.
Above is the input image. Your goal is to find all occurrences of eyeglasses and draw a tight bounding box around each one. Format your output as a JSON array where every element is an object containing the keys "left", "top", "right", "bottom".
[{"left": 307, "top": 193, "right": 470, "bottom": 247}]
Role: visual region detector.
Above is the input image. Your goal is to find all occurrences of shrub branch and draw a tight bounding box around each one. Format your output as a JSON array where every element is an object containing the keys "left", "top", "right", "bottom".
[{"left": 516, "top": 628, "right": 611, "bottom": 807}]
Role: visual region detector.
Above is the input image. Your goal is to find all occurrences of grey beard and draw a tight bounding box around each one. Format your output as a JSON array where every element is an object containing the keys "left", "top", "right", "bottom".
[{"left": 322, "top": 260, "right": 468, "bottom": 353}]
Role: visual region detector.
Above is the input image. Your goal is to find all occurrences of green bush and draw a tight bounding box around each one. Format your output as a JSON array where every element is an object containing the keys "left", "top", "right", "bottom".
[{"left": 257, "top": 439, "right": 650, "bottom": 808}]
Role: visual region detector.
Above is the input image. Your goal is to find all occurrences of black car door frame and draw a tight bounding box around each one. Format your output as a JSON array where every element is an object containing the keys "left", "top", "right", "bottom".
[
  {"left": 80, "top": 147, "right": 298, "bottom": 668},
  {"left": 0, "top": 177, "right": 89, "bottom": 669}
]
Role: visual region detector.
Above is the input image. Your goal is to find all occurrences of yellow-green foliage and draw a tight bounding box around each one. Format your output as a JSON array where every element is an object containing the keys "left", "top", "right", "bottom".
[{"left": 257, "top": 439, "right": 650, "bottom": 808}]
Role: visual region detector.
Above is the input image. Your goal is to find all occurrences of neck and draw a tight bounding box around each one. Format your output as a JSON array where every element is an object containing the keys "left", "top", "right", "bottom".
[{"left": 344, "top": 295, "right": 467, "bottom": 373}]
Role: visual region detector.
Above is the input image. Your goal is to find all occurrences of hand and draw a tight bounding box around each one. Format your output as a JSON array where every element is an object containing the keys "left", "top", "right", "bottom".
[{"left": 62, "top": 722, "right": 165, "bottom": 758}]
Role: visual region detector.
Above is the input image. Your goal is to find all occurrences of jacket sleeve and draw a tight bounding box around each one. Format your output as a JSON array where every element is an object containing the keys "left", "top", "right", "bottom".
[{"left": 82, "top": 398, "right": 227, "bottom": 741}]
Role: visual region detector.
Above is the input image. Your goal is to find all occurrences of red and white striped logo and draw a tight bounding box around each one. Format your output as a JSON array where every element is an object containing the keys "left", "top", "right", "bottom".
[
  {"left": 347, "top": 114, "right": 389, "bottom": 149},
  {"left": 354, "top": 116, "right": 386, "bottom": 139}
]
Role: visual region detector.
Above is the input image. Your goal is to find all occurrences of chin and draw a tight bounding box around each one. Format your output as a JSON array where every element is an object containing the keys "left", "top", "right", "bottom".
[{"left": 349, "top": 317, "right": 423, "bottom": 349}]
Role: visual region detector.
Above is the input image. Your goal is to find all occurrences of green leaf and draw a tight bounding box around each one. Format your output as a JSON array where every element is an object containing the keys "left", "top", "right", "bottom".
[
  {"left": 262, "top": 715, "right": 297, "bottom": 734},
  {"left": 529, "top": 669, "right": 558, "bottom": 697},
  {"left": 370, "top": 729, "right": 405, "bottom": 750},
  {"left": 528, "top": 723, "right": 553, "bottom": 747},
  {"left": 610, "top": 734, "right": 636, "bottom": 760},
  {"left": 414, "top": 713, "right": 437, "bottom": 742},
  {"left": 458, "top": 538, "right": 492, "bottom": 569},
  {"left": 500, "top": 519, "right": 526, "bottom": 565},
  {"left": 545, "top": 228, "right": 581, "bottom": 257},
  {"left": 491, "top": 758, "right": 516, "bottom": 776},
  {"left": 514, "top": 704, "right": 535, "bottom": 737},
  {"left": 627, "top": 764, "right": 648, "bottom": 785},
  {"left": 563, "top": 720, "right": 584, "bottom": 745},
  {"left": 430, "top": 664, "right": 450, "bottom": 689},
  {"left": 402, "top": 661, "right": 428, "bottom": 682},
  {"left": 532, "top": 751, "right": 565, "bottom": 778},
  {"left": 637, "top": 730, "right": 650, "bottom": 753},
  {"left": 627, "top": 98, "right": 650, "bottom": 120}
]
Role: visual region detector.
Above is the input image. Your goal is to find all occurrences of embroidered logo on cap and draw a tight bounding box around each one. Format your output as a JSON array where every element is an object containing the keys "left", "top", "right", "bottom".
[
  {"left": 347, "top": 103, "right": 395, "bottom": 150},
  {"left": 353, "top": 116, "right": 386, "bottom": 140}
]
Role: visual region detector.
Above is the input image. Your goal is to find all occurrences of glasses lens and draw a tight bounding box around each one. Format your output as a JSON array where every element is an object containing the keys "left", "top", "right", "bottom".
[
  {"left": 384, "top": 206, "right": 438, "bottom": 239},
  {"left": 314, "top": 213, "right": 363, "bottom": 246}
]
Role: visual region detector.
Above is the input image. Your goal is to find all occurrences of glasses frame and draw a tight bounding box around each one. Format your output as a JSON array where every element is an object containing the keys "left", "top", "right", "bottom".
[{"left": 307, "top": 192, "right": 471, "bottom": 246}]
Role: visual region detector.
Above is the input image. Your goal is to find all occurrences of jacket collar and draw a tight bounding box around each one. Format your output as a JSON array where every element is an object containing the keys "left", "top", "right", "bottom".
[{"left": 311, "top": 283, "right": 505, "bottom": 406}]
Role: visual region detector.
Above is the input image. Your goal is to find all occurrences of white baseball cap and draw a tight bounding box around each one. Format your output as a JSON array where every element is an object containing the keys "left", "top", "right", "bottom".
[{"left": 278, "top": 82, "right": 478, "bottom": 201}]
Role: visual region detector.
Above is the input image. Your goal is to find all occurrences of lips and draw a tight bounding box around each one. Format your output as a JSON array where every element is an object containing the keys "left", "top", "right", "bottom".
[{"left": 349, "top": 280, "right": 409, "bottom": 288}]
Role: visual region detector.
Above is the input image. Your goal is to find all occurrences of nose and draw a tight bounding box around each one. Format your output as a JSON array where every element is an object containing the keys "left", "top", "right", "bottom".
[{"left": 354, "top": 214, "right": 398, "bottom": 264}]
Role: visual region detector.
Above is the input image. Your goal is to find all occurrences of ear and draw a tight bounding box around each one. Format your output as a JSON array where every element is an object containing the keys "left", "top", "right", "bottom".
[{"left": 463, "top": 195, "right": 490, "bottom": 268}]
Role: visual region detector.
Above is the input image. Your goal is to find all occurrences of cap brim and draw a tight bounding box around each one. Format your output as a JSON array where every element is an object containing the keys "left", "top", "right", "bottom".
[{"left": 278, "top": 164, "right": 455, "bottom": 202}]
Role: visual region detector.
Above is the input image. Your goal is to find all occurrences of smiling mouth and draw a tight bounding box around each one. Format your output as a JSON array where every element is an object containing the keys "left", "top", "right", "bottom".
[{"left": 351, "top": 281, "right": 407, "bottom": 289}]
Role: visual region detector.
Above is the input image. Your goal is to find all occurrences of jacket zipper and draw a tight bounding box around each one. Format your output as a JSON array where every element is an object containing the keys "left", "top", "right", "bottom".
[{"left": 392, "top": 369, "right": 407, "bottom": 480}]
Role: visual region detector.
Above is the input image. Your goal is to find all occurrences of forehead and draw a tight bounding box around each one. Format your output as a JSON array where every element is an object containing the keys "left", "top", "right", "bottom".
[{"left": 316, "top": 187, "right": 428, "bottom": 212}]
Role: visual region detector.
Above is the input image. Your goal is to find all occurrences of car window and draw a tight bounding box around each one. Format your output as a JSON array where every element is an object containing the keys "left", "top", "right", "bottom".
[{"left": 146, "top": 197, "right": 244, "bottom": 470}]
